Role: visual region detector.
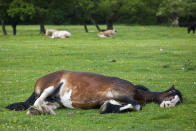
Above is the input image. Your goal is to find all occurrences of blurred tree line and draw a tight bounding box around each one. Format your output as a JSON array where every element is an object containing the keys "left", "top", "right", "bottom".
[{"left": 0, "top": 0, "right": 195, "bottom": 35}]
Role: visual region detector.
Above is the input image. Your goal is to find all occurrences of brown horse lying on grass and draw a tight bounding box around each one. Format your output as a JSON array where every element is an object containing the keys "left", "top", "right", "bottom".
[{"left": 6, "top": 70, "right": 183, "bottom": 115}]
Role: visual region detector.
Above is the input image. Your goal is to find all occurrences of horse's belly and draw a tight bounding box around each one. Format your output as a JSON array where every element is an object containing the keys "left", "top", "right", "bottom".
[{"left": 60, "top": 89, "right": 107, "bottom": 109}]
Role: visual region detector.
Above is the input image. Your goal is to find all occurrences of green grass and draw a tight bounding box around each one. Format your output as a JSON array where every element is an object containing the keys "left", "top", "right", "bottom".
[{"left": 0, "top": 25, "right": 196, "bottom": 131}]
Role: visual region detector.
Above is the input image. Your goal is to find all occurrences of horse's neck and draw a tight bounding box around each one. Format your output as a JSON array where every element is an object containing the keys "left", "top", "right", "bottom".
[{"left": 135, "top": 89, "right": 163, "bottom": 104}]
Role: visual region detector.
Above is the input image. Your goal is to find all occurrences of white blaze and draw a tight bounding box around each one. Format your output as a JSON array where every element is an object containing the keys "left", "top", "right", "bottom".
[{"left": 160, "top": 95, "right": 180, "bottom": 108}]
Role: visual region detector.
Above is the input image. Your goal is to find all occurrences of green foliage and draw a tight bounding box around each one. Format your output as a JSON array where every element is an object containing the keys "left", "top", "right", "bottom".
[
  {"left": 97, "top": 0, "right": 129, "bottom": 19},
  {"left": 0, "top": 0, "right": 195, "bottom": 27},
  {"left": 184, "top": 0, "right": 196, "bottom": 19},
  {"left": 74, "top": 0, "right": 97, "bottom": 21},
  {"left": 7, "top": 0, "right": 35, "bottom": 21},
  {"left": 48, "top": 0, "right": 73, "bottom": 24},
  {"left": 31, "top": 0, "right": 50, "bottom": 18},
  {"left": 0, "top": 25, "right": 196, "bottom": 130},
  {"left": 157, "top": 0, "right": 187, "bottom": 23},
  {"left": 0, "top": 0, "right": 12, "bottom": 19},
  {"left": 122, "top": 0, "right": 161, "bottom": 24}
]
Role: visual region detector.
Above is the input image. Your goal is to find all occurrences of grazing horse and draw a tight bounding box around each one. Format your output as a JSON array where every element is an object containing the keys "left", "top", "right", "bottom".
[
  {"left": 188, "top": 22, "right": 196, "bottom": 34},
  {"left": 6, "top": 70, "right": 182, "bottom": 115}
]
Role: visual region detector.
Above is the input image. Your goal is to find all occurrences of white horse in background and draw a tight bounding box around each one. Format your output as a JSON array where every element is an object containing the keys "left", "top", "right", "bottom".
[
  {"left": 46, "top": 29, "right": 58, "bottom": 36},
  {"left": 46, "top": 29, "right": 71, "bottom": 38},
  {"left": 51, "top": 31, "right": 71, "bottom": 38}
]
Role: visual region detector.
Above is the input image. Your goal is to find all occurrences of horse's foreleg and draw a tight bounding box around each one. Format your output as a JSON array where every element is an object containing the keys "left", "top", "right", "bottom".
[
  {"left": 99, "top": 99, "right": 142, "bottom": 114},
  {"left": 99, "top": 100, "right": 121, "bottom": 114},
  {"left": 113, "top": 96, "right": 142, "bottom": 111}
]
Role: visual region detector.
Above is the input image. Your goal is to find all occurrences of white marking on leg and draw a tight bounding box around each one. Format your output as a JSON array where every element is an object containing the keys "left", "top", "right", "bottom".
[
  {"left": 120, "top": 104, "right": 133, "bottom": 111},
  {"left": 34, "top": 86, "right": 55, "bottom": 107},
  {"left": 120, "top": 104, "right": 141, "bottom": 111},
  {"left": 108, "top": 100, "right": 121, "bottom": 106}
]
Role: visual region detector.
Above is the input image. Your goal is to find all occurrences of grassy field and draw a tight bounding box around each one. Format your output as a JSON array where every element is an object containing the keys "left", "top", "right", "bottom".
[{"left": 0, "top": 25, "right": 196, "bottom": 131}]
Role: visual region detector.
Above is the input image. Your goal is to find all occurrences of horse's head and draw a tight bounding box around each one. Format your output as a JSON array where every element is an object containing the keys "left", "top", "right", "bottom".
[{"left": 159, "top": 85, "right": 183, "bottom": 108}]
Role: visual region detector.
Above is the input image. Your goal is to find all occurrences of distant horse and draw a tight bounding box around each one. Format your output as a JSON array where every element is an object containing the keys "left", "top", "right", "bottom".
[
  {"left": 6, "top": 70, "right": 182, "bottom": 115},
  {"left": 188, "top": 22, "right": 196, "bottom": 34},
  {"left": 98, "top": 29, "right": 117, "bottom": 37},
  {"left": 51, "top": 31, "right": 71, "bottom": 38},
  {"left": 46, "top": 29, "right": 71, "bottom": 38},
  {"left": 46, "top": 29, "right": 58, "bottom": 36}
]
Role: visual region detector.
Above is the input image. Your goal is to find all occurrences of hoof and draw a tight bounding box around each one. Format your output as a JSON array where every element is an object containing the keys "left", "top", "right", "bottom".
[
  {"left": 27, "top": 106, "right": 41, "bottom": 115},
  {"left": 27, "top": 105, "right": 56, "bottom": 115},
  {"left": 99, "top": 102, "right": 109, "bottom": 114},
  {"left": 135, "top": 104, "right": 142, "bottom": 111}
]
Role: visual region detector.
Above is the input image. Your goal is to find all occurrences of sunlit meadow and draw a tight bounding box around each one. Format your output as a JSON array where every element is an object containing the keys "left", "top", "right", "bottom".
[{"left": 0, "top": 25, "right": 196, "bottom": 131}]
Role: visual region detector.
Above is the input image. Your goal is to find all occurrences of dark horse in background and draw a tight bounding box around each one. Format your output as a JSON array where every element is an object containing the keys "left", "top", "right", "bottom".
[
  {"left": 188, "top": 22, "right": 196, "bottom": 34},
  {"left": 6, "top": 70, "right": 183, "bottom": 115}
]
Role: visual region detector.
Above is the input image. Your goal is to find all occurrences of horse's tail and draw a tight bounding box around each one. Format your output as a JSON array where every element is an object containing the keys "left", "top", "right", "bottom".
[{"left": 6, "top": 92, "right": 37, "bottom": 111}]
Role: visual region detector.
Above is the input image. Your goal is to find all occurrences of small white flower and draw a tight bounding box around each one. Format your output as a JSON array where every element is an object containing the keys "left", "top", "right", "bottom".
[
  {"left": 160, "top": 48, "right": 163, "bottom": 52},
  {"left": 182, "top": 67, "right": 184, "bottom": 70}
]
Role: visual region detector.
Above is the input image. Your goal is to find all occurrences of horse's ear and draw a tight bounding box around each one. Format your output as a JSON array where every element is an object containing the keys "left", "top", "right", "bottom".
[{"left": 170, "top": 85, "right": 175, "bottom": 90}]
